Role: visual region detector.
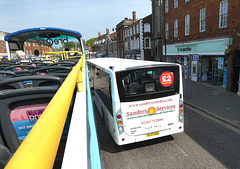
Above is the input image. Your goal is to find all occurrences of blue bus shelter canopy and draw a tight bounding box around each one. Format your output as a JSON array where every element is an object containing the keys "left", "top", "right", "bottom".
[{"left": 4, "top": 27, "right": 82, "bottom": 42}]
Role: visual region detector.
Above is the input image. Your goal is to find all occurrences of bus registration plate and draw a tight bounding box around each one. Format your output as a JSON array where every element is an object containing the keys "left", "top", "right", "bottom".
[{"left": 146, "top": 132, "right": 159, "bottom": 137}]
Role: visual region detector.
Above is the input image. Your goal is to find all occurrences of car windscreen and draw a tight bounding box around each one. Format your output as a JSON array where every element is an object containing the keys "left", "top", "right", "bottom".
[{"left": 116, "top": 65, "right": 180, "bottom": 102}]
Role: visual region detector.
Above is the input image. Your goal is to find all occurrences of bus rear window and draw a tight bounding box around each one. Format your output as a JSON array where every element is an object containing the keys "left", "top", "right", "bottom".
[{"left": 116, "top": 66, "right": 180, "bottom": 102}]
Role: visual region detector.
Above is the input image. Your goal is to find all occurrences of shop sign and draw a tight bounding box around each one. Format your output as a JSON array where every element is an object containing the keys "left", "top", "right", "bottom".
[
  {"left": 192, "top": 55, "right": 199, "bottom": 61},
  {"left": 177, "top": 47, "right": 192, "bottom": 52}
]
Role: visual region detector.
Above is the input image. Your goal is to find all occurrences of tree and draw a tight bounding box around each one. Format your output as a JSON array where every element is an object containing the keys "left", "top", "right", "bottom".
[
  {"left": 85, "top": 38, "right": 96, "bottom": 47},
  {"left": 64, "top": 41, "right": 80, "bottom": 49}
]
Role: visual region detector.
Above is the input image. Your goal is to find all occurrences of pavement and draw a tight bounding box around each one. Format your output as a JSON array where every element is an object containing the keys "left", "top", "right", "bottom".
[{"left": 183, "top": 79, "right": 240, "bottom": 129}]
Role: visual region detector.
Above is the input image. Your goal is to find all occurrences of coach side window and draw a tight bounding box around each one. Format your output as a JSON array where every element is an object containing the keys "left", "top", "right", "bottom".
[{"left": 94, "top": 69, "right": 113, "bottom": 116}]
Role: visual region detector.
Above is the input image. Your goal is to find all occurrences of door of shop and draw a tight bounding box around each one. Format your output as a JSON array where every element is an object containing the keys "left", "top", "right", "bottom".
[{"left": 212, "top": 56, "right": 224, "bottom": 85}]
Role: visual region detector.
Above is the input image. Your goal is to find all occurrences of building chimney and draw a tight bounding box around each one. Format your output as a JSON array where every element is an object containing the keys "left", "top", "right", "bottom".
[
  {"left": 98, "top": 32, "right": 101, "bottom": 37},
  {"left": 106, "top": 28, "right": 109, "bottom": 35},
  {"left": 132, "top": 11, "right": 136, "bottom": 22}
]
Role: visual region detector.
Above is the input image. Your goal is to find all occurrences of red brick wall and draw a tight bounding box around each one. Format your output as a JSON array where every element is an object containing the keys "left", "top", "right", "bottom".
[
  {"left": 165, "top": 0, "right": 240, "bottom": 43},
  {"left": 164, "top": 0, "right": 240, "bottom": 91},
  {"left": 0, "top": 40, "right": 7, "bottom": 53}
]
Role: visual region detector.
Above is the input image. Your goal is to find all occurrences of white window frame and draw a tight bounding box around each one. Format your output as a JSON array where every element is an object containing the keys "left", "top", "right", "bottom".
[
  {"left": 185, "top": 14, "right": 190, "bottom": 36},
  {"left": 144, "top": 23, "right": 151, "bottom": 33},
  {"left": 165, "top": 23, "right": 169, "bottom": 40},
  {"left": 174, "top": 19, "right": 178, "bottom": 38},
  {"left": 136, "top": 24, "right": 139, "bottom": 34},
  {"left": 174, "top": 0, "right": 178, "bottom": 9},
  {"left": 144, "top": 37, "right": 151, "bottom": 49},
  {"left": 165, "top": 0, "right": 169, "bottom": 13},
  {"left": 200, "top": 8, "right": 206, "bottom": 32},
  {"left": 219, "top": 0, "right": 228, "bottom": 28}
]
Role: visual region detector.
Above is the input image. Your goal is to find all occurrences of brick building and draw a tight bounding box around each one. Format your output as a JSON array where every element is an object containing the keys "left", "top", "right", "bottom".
[
  {"left": 117, "top": 12, "right": 153, "bottom": 60},
  {"left": 161, "top": 0, "right": 240, "bottom": 92},
  {"left": 92, "top": 28, "right": 117, "bottom": 58},
  {"left": 116, "top": 12, "right": 136, "bottom": 58},
  {"left": 24, "top": 41, "right": 52, "bottom": 58}
]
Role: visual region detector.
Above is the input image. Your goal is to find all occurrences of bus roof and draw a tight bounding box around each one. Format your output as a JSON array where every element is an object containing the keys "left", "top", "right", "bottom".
[
  {"left": 4, "top": 27, "right": 82, "bottom": 42},
  {"left": 88, "top": 58, "right": 179, "bottom": 72}
]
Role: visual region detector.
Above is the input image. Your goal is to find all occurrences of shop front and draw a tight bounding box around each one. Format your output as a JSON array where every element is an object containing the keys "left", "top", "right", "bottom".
[{"left": 164, "top": 38, "right": 230, "bottom": 87}]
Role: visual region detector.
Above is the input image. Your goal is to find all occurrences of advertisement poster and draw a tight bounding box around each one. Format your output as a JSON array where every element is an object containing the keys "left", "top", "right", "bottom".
[
  {"left": 10, "top": 104, "right": 47, "bottom": 140},
  {"left": 218, "top": 57, "right": 224, "bottom": 70},
  {"left": 120, "top": 95, "right": 179, "bottom": 136}
]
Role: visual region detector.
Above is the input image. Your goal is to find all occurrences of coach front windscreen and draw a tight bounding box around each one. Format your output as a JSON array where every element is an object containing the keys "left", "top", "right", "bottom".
[{"left": 116, "top": 65, "right": 180, "bottom": 102}]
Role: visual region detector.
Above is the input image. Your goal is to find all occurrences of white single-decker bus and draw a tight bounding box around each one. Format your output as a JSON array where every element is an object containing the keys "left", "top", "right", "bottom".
[{"left": 88, "top": 58, "right": 184, "bottom": 145}]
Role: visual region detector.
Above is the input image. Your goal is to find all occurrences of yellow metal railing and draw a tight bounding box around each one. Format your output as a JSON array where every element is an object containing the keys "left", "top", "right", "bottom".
[
  {"left": 45, "top": 51, "right": 82, "bottom": 60},
  {"left": 5, "top": 55, "right": 85, "bottom": 169}
]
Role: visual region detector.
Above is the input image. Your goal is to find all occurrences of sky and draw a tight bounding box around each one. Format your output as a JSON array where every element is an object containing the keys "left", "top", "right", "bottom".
[{"left": 0, "top": 0, "right": 152, "bottom": 41}]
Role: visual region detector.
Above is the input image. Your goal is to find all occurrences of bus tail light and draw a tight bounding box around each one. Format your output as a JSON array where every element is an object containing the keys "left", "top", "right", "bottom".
[
  {"left": 179, "top": 100, "right": 184, "bottom": 123},
  {"left": 116, "top": 109, "right": 124, "bottom": 135}
]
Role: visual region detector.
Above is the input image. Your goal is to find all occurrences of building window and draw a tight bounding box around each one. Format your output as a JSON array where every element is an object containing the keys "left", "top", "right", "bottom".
[
  {"left": 130, "top": 28, "right": 132, "bottom": 36},
  {"left": 165, "top": 0, "right": 169, "bottom": 13},
  {"left": 25, "top": 50, "right": 28, "bottom": 55},
  {"left": 200, "top": 8, "right": 206, "bottom": 32},
  {"left": 29, "top": 50, "right": 31, "bottom": 55},
  {"left": 136, "top": 24, "right": 139, "bottom": 34},
  {"left": 133, "top": 26, "right": 135, "bottom": 35},
  {"left": 185, "top": 14, "right": 190, "bottom": 35},
  {"left": 33, "top": 43, "right": 35, "bottom": 46},
  {"left": 25, "top": 42, "right": 27, "bottom": 46},
  {"left": 28, "top": 42, "right": 31, "bottom": 46},
  {"left": 144, "top": 37, "right": 151, "bottom": 49},
  {"left": 174, "top": 19, "right": 178, "bottom": 38},
  {"left": 144, "top": 23, "right": 150, "bottom": 33},
  {"left": 219, "top": 0, "right": 228, "bottom": 28},
  {"left": 174, "top": 0, "right": 178, "bottom": 8},
  {"left": 165, "top": 23, "right": 169, "bottom": 40},
  {"left": 185, "top": 0, "right": 190, "bottom": 2}
]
